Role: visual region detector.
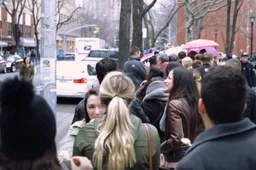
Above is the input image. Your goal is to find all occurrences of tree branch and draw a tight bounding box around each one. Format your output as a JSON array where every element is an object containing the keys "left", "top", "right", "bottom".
[
  {"left": 18, "top": 0, "right": 27, "bottom": 24},
  {"left": 154, "top": 3, "right": 184, "bottom": 40},
  {"left": 2, "top": 1, "right": 12, "bottom": 16},
  {"left": 141, "top": 0, "right": 157, "bottom": 17},
  {"left": 57, "top": 6, "right": 80, "bottom": 31}
]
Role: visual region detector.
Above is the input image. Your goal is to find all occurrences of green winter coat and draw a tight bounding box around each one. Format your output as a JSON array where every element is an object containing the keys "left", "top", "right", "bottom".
[
  {"left": 20, "top": 64, "right": 34, "bottom": 82},
  {"left": 73, "top": 114, "right": 160, "bottom": 170}
]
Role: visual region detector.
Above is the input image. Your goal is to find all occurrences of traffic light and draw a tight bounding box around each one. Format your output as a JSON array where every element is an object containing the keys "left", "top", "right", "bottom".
[{"left": 93, "top": 27, "right": 100, "bottom": 34}]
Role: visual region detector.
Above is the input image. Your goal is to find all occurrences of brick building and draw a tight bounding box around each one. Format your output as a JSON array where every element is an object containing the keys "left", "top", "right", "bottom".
[
  {"left": 176, "top": 0, "right": 256, "bottom": 56},
  {"left": 0, "top": 6, "right": 35, "bottom": 48}
]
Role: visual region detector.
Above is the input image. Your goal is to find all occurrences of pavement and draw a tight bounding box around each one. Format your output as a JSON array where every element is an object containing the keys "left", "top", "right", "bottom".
[
  {"left": 55, "top": 111, "right": 74, "bottom": 150},
  {"left": 0, "top": 71, "right": 80, "bottom": 149}
]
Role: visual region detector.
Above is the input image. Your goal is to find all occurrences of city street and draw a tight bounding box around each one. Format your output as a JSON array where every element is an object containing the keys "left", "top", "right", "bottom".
[{"left": 0, "top": 72, "right": 81, "bottom": 150}]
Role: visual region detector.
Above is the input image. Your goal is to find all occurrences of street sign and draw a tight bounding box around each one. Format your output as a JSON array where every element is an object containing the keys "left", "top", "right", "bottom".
[
  {"left": 143, "top": 28, "right": 147, "bottom": 38},
  {"left": 58, "top": 48, "right": 64, "bottom": 57}
]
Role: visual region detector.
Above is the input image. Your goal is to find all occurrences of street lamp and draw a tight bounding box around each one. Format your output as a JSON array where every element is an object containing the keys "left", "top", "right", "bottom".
[
  {"left": 250, "top": 11, "right": 255, "bottom": 57},
  {"left": 214, "top": 27, "right": 218, "bottom": 43}
]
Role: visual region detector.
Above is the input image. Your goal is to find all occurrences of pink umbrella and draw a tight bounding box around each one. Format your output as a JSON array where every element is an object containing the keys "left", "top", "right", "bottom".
[
  {"left": 184, "top": 39, "right": 219, "bottom": 49},
  {"left": 140, "top": 52, "right": 154, "bottom": 62},
  {"left": 188, "top": 47, "right": 220, "bottom": 57}
]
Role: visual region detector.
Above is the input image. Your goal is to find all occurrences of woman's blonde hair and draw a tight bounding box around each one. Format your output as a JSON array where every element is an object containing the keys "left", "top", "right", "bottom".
[
  {"left": 182, "top": 57, "right": 193, "bottom": 69},
  {"left": 93, "top": 71, "right": 136, "bottom": 170}
]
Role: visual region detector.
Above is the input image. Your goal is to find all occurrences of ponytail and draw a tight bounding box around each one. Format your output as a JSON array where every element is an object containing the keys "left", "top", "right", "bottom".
[{"left": 93, "top": 96, "right": 136, "bottom": 170}]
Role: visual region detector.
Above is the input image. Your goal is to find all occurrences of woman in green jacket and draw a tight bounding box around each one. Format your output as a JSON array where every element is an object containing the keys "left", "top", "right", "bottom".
[
  {"left": 20, "top": 57, "right": 34, "bottom": 82},
  {"left": 73, "top": 71, "right": 160, "bottom": 170}
]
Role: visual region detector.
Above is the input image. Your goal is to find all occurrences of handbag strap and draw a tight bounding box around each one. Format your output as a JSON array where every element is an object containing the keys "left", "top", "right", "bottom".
[
  {"left": 144, "top": 124, "right": 153, "bottom": 170},
  {"left": 152, "top": 112, "right": 163, "bottom": 125}
]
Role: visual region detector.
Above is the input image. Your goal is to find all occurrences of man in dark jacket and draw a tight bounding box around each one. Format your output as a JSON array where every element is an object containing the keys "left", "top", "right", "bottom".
[
  {"left": 72, "top": 58, "right": 117, "bottom": 124},
  {"left": 226, "top": 59, "right": 256, "bottom": 124},
  {"left": 197, "top": 53, "right": 214, "bottom": 77},
  {"left": 240, "top": 52, "right": 255, "bottom": 87},
  {"left": 177, "top": 66, "right": 256, "bottom": 170},
  {"left": 178, "top": 51, "right": 186, "bottom": 63},
  {"left": 124, "top": 46, "right": 146, "bottom": 89}
]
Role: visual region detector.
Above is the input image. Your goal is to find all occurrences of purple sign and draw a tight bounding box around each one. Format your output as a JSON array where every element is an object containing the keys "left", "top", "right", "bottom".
[{"left": 20, "top": 37, "right": 36, "bottom": 47}]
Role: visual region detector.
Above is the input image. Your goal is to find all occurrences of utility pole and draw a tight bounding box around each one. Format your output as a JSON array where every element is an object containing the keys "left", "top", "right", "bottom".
[{"left": 40, "top": 0, "right": 57, "bottom": 113}]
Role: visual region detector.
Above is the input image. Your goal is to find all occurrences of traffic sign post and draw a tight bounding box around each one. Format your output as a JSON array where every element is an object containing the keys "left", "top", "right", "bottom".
[{"left": 40, "top": 0, "right": 57, "bottom": 114}]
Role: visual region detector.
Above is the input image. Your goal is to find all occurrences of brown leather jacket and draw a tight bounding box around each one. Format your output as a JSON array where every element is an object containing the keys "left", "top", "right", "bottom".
[{"left": 161, "top": 98, "right": 202, "bottom": 162}]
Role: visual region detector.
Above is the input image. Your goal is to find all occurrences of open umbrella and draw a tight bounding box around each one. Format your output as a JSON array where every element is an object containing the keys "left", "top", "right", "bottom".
[
  {"left": 140, "top": 52, "right": 154, "bottom": 62},
  {"left": 188, "top": 47, "right": 219, "bottom": 57},
  {"left": 165, "top": 46, "right": 184, "bottom": 56},
  {"left": 184, "top": 39, "right": 219, "bottom": 49}
]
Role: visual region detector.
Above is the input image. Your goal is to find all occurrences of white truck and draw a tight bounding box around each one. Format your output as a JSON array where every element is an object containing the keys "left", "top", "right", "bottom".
[{"left": 75, "top": 38, "right": 106, "bottom": 55}]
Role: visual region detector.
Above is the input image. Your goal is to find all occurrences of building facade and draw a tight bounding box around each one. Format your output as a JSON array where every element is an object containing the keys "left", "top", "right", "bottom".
[
  {"left": 176, "top": 0, "right": 256, "bottom": 56},
  {"left": 0, "top": 5, "right": 35, "bottom": 49}
]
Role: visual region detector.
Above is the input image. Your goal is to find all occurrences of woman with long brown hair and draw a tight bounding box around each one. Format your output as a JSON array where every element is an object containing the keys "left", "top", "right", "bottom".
[
  {"left": 20, "top": 56, "right": 34, "bottom": 82},
  {"left": 161, "top": 67, "right": 204, "bottom": 169}
]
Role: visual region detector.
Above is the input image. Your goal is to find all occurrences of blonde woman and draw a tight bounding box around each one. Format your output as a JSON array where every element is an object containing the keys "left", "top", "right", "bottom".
[
  {"left": 181, "top": 57, "right": 193, "bottom": 69},
  {"left": 73, "top": 71, "right": 160, "bottom": 170},
  {"left": 182, "top": 57, "right": 201, "bottom": 92}
]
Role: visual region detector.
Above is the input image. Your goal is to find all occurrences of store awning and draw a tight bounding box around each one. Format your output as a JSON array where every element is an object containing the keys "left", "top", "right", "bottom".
[
  {"left": 20, "top": 37, "right": 36, "bottom": 47},
  {"left": 0, "top": 41, "right": 8, "bottom": 47}
]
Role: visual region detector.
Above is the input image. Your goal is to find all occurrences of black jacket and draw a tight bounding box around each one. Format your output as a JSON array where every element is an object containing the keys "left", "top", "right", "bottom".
[
  {"left": 197, "top": 63, "right": 211, "bottom": 78},
  {"left": 124, "top": 57, "right": 146, "bottom": 90},
  {"left": 72, "top": 99, "right": 85, "bottom": 124},
  {"left": 177, "top": 118, "right": 256, "bottom": 170},
  {"left": 241, "top": 62, "right": 254, "bottom": 87},
  {"left": 141, "top": 79, "right": 168, "bottom": 142},
  {"left": 244, "top": 87, "right": 256, "bottom": 124},
  {"left": 130, "top": 98, "right": 151, "bottom": 124}
]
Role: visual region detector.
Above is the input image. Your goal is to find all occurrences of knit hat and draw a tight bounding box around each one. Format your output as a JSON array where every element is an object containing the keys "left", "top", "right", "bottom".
[{"left": 0, "top": 77, "right": 56, "bottom": 160}]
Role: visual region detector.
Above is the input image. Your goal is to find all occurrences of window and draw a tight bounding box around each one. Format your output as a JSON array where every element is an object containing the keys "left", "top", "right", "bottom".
[
  {"left": 19, "top": 25, "right": 23, "bottom": 35},
  {"left": 25, "top": 26, "right": 31, "bottom": 37},
  {"left": 108, "top": 51, "right": 119, "bottom": 59},
  {"left": 7, "top": 23, "right": 12, "bottom": 36},
  {"left": 88, "top": 51, "right": 107, "bottom": 58},
  {"left": 0, "top": 21, "right": 2, "bottom": 29},
  {"left": 57, "top": 54, "right": 75, "bottom": 61},
  {"left": 25, "top": 14, "right": 31, "bottom": 26}
]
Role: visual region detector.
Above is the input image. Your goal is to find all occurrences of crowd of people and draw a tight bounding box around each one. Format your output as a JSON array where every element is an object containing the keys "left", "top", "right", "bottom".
[{"left": 1, "top": 46, "right": 256, "bottom": 170}]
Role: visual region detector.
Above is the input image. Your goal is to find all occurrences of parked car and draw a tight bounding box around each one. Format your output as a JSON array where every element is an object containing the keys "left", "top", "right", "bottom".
[
  {"left": 5, "top": 55, "right": 23, "bottom": 72},
  {"left": 86, "top": 50, "right": 119, "bottom": 76},
  {"left": 87, "top": 50, "right": 119, "bottom": 60},
  {"left": 0, "top": 55, "right": 6, "bottom": 73},
  {"left": 56, "top": 53, "right": 98, "bottom": 98}
]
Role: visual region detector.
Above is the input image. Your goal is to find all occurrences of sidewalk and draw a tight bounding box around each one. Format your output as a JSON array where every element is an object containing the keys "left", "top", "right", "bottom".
[{"left": 55, "top": 112, "right": 74, "bottom": 150}]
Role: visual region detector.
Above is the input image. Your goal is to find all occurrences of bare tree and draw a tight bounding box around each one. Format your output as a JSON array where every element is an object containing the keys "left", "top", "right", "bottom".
[
  {"left": 132, "top": 0, "right": 157, "bottom": 52},
  {"left": 225, "top": 0, "right": 244, "bottom": 58},
  {"left": 144, "top": 10, "right": 156, "bottom": 48},
  {"left": 119, "top": 0, "right": 132, "bottom": 70},
  {"left": 2, "top": 0, "right": 27, "bottom": 48},
  {"left": 152, "top": 1, "right": 184, "bottom": 46},
  {"left": 56, "top": 0, "right": 81, "bottom": 33},
  {"left": 184, "top": 0, "right": 227, "bottom": 41},
  {"left": 26, "top": 0, "right": 41, "bottom": 58}
]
